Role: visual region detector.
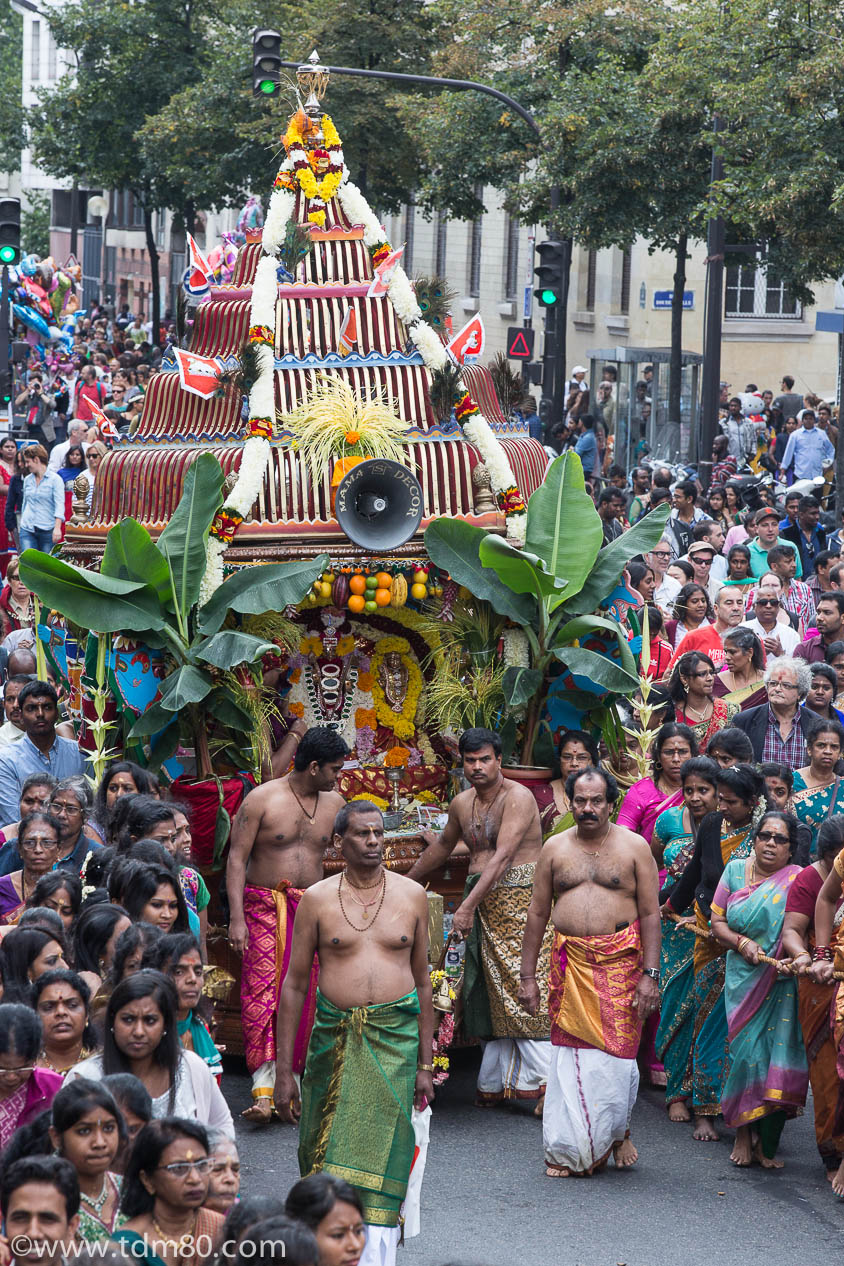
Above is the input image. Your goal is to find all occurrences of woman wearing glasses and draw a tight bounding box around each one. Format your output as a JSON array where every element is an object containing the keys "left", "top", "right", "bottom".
[
  {"left": 0, "top": 810, "right": 62, "bottom": 925},
  {"left": 113, "top": 1118, "right": 224, "bottom": 1265},
  {"left": 668, "top": 652, "right": 738, "bottom": 753},
  {"left": 0, "top": 1003, "right": 62, "bottom": 1152},
  {"left": 789, "top": 720, "right": 844, "bottom": 857},
  {"left": 710, "top": 811, "right": 807, "bottom": 1168},
  {"left": 66, "top": 970, "right": 233, "bottom": 1141}
]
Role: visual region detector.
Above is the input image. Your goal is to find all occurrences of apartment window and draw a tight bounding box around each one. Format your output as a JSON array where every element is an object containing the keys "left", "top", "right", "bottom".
[
  {"left": 725, "top": 263, "right": 800, "bottom": 318},
  {"left": 435, "top": 213, "right": 447, "bottom": 276},
  {"left": 31, "top": 20, "right": 40, "bottom": 82},
  {"left": 585, "top": 249, "right": 597, "bottom": 311},
  {"left": 46, "top": 30, "right": 57, "bottom": 80},
  {"left": 620, "top": 248, "right": 631, "bottom": 314},
  {"left": 468, "top": 183, "right": 483, "bottom": 298},
  {"left": 504, "top": 215, "right": 519, "bottom": 300},
  {"left": 131, "top": 195, "right": 145, "bottom": 228},
  {"left": 403, "top": 196, "right": 415, "bottom": 273}
]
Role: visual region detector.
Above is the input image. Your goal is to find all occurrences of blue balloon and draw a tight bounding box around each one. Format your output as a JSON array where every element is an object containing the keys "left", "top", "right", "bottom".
[{"left": 12, "top": 303, "right": 50, "bottom": 338}]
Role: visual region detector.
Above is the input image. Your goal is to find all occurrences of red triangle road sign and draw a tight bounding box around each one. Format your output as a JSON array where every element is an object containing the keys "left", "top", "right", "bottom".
[{"left": 506, "top": 326, "right": 535, "bottom": 360}]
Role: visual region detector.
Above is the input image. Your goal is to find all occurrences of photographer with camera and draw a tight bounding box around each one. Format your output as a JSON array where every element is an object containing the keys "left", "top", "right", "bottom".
[{"left": 13, "top": 375, "right": 56, "bottom": 447}]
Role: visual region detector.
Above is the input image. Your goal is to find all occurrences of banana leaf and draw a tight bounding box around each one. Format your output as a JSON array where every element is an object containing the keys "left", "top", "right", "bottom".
[
  {"left": 552, "top": 645, "right": 640, "bottom": 694},
  {"left": 424, "top": 518, "right": 536, "bottom": 625},
  {"left": 197, "top": 555, "right": 330, "bottom": 635},
  {"left": 478, "top": 536, "right": 564, "bottom": 605},
  {"left": 101, "top": 518, "right": 174, "bottom": 612},
  {"left": 525, "top": 452, "right": 603, "bottom": 597},
  {"left": 196, "top": 631, "right": 276, "bottom": 668},
  {"left": 563, "top": 504, "right": 671, "bottom": 615},
  {"left": 157, "top": 453, "right": 225, "bottom": 619},
  {"left": 19, "top": 550, "right": 166, "bottom": 637}
]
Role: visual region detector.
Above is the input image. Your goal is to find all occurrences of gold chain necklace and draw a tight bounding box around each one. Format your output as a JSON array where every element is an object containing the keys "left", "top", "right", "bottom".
[
  {"left": 343, "top": 870, "right": 383, "bottom": 890},
  {"left": 338, "top": 871, "right": 386, "bottom": 930},
  {"left": 573, "top": 823, "right": 611, "bottom": 857},
  {"left": 289, "top": 781, "right": 318, "bottom": 824},
  {"left": 152, "top": 1211, "right": 197, "bottom": 1257}
]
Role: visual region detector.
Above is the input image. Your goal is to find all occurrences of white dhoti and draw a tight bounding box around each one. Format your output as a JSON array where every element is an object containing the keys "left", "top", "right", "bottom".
[
  {"left": 359, "top": 1226, "right": 400, "bottom": 1266},
  {"left": 543, "top": 1046, "right": 639, "bottom": 1173},
  {"left": 477, "top": 1037, "right": 552, "bottom": 1101}
]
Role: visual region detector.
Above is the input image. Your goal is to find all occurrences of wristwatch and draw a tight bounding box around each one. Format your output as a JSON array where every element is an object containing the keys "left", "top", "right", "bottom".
[{"left": 642, "top": 967, "right": 660, "bottom": 981}]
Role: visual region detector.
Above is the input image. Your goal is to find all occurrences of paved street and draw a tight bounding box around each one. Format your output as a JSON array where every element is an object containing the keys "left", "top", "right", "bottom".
[{"left": 227, "top": 1050, "right": 843, "bottom": 1266}]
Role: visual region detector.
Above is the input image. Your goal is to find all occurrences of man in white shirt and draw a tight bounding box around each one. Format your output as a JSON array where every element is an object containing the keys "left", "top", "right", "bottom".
[
  {"left": 47, "top": 420, "right": 91, "bottom": 473},
  {"left": 649, "top": 539, "right": 681, "bottom": 613},
  {"left": 0, "top": 675, "right": 28, "bottom": 746},
  {"left": 685, "top": 540, "right": 722, "bottom": 604},
  {"left": 740, "top": 574, "right": 801, "bottom": 656}
]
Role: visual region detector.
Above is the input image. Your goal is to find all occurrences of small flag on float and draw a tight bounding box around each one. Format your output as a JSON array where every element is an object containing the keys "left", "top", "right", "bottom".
[
  {"left": 88, "top": 398, "right": 119, "bottom": 441},
  {"left": 367, "top": 245, "right": 405, "bottom": 298},
  {"left": 337, "top": 308, "right": 357, "bottom": 357},
  {"left": 173, "top": 348, "right": 225, "bottom": 398},
  {"left": 183, "top": 233, "right": 213, "bottom": 296},
  {"left": 445, "top": 313, "right": 485, "bottom": 365}
]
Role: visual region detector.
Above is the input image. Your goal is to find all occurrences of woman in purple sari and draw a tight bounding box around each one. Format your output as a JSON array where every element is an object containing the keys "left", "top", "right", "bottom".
[{"left": 710, "top": 810, "right": 808, "bottom": 1169}]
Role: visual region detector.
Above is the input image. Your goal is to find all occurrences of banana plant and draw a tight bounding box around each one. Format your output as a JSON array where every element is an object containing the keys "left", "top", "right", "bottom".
[
  {"left": 19, "top": 453, "right": 328, "bottom": 777},
  {"left": 425, "top": 452, "right": 670, "bottom": 764}
]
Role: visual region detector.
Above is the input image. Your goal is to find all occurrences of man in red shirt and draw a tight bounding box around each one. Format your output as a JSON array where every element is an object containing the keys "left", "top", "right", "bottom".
[
  {"left": 73, "top": 366, "right": 106, "bottom": 423},
  {"left": 666, "top": 586, "right": 746, "bottom": 673}
]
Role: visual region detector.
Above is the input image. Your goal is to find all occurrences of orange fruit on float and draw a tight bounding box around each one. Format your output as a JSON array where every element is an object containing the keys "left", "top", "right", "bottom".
[
  {"left": 349, "top": 575, "right": 367, "bottom": 595},
  {"left": 374, "top": 588, "right": 391, "bottom": 606},
  {"left": 348, "top": 594, "right": 366, "bottom": 613},
  {"left": 410, "top": 582, "right": 428, "bottom": 601},
  {"left": 375, "top": 572, "right": 392, "bottom": 590}
]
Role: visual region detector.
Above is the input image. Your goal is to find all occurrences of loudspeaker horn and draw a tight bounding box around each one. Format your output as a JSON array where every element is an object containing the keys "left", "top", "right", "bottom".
[{"left": 334, "top": 458, "right": 424, "bottom": 550}]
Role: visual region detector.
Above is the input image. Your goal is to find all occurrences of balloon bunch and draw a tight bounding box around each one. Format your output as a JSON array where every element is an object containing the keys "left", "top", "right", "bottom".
[
  {"left": 205, "top": 233, "right": 238, "bottom": 285},
  {"left": 10, "top": 254, "right": 83, "bottom": 349}
]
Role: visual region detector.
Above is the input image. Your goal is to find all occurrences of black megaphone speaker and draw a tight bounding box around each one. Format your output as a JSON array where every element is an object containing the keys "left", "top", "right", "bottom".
[{"left": 334, "top": 459, "right": 424, "bottom": 550}]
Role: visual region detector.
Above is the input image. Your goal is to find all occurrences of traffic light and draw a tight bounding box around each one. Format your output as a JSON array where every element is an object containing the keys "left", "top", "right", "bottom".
[
  {"left": 0, "top": 199, "right": 21, "bottom": 267},
  {"left": 252, "top": 30, "right": 282, "bottom": 97},
  {"left": 0, "top": 371, "right": 11, "bottom": 407},
  {"left": 534, "top": 240, "right": 568, "bottom": 308}
]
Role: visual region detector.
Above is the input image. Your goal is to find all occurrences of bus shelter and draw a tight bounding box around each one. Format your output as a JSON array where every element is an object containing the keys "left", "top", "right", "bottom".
[{"left": 586, "top": 346, "right": 703, "bottom": 470}]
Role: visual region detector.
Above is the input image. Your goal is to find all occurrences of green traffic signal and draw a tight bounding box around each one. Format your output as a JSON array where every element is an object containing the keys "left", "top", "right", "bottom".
[
  {"left": 0, "top": 245, "right": 16, "bottom": 265},
  {"left": 540, "top": 289, "right": 558, "bottom": 306},
  {"left": 258, "top": 79, "right": 276, "bottom": 94}
]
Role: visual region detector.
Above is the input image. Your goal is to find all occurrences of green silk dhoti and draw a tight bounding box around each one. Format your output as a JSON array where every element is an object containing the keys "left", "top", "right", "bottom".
[{"left": 298, "top": 988, "right": 419, "bottom": 1227}]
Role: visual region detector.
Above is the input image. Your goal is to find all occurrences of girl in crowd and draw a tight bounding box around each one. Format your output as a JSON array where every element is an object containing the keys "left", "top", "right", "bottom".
[
  {"left": 49, "top": 1079, "right": 125, "bottom": 1241},
  {"left": 711, "top": 811, "right": 807, "bottom": 1168},
  {"left": 111, "top": 924, "right": 163, "bottom": 985},
  {"left": 145, "top": 934, "right": 221, "bottom": 1079},
  {"left": 34, "top": 968, "right": 95, "bottom": 1078},
  {"left": 760, "top": 762, "right": 794, "bottom": 812},
  {"left": 0, "top": 1004, "right": 62, "bottom": 1150},
  {"left": 0, "top": 926, "right": 67, "bottom": 1003},
  {"left": 722, "top": 544, "right": 754, "bottom": 597},
  {"left": 790, "top": 720, "right": 844, "bottom": 856},
  {"left": 642, "top": 607, "right": 674, "bottom": 681},
  {"left": 704, "top": 486, "right": 730, "bottom": 533},
  {"left": 657, "top": 764, "right": 767, "bottom": 1142},
  {"left": 27, "top": 871, "right": 82, "bottom": 936},
  {"left": 668, "top": 652, "right": 738, "bottom": 752},
  {"left": 150, "top": 805, "right": 209, "bottom": 959},
  {"left": 627, "top": 561, "right": 656, "bottom": 607},
  {"left": 102, "top": 1074, "right": 153, "bottom": 1173},
  {"left": 67, "top": 970, "right": 233, "bottom": 1139},
  {"left": 712, "top": 628, "right": 766, "bottom": 712},
  {"left": 534, "top": 730, "right": 599, "bottom": 834},
  {"left": 109, "top": 861, "right": 189, "bottom": 936},
  {"left": 112, "top": 1118, "right": 225, "bottom": 1265},
  {"left": 0, "top": 811, "right": 62, "bottom": 924},
  {"left": 804, "top": 665, "right": 844, "bottom": 726},
  {"left": 723, "top": 483, "right": 745, "bottom": 526},
  {"left": 73, "top": 903, "right": 132, "bottom": 996},
  {"left": 781, "top": 817, "right": 844, "bottom": 1181},
  {"left": 706, "top": 728, "right": 755, "bottom": 769},
  {"left": 91, "top": 760, "right": 158, "bottom": 848},
  {"left": 205, "top": 1140, "right": 241, "bottom": 1216},
  {"left": 114, "top": 796, "right": 180, "bottom": 855},
  {"left": 665, "top": 584, "right": 712, "bottom": 651},
  {"left": 616, "top": 723, "right": 698, "bottom": 845},
  {"left": 652, "top": 757, "right": 720, "bottom": 1120},
  {"left": 285, "top": 1173, "right": 367, "bottom": 1266}
]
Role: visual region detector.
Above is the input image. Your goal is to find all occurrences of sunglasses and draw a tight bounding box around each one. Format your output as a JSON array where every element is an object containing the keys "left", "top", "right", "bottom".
[
  {"left": 755, "top": 598, "right": 780, "bottom": 606},
  {"left": 756, "top": 830, "right": 790, "bottom": 845}
]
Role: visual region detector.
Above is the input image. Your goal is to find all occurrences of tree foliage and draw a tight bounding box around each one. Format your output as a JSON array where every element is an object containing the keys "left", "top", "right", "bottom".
[
  {"left": 0, "top": 0, "right": 24, "bottom": 173},
  {"left": 21, "top": 191, "right": 50, "bottom": 257}
]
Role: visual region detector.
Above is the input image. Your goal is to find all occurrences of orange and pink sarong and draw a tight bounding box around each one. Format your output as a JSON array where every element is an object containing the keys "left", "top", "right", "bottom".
[
  {"left": 544, "top": 921, "right": 643, "bottom": 1174},
  {"left": 241, "top": 881, "right": 318, "bottom": 1076}
]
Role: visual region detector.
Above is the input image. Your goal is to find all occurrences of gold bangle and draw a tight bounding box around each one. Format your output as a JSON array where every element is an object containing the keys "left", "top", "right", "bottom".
[{"left": 417, "top": 1063, "right": 434, "bottom": 1072}]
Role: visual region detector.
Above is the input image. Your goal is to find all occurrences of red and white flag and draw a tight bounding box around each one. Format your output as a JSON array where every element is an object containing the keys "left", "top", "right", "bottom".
[
  {"left": 88, "top": 398, "right": 119, "bottom": 441},
  {"left": 367, "top": 245, "right": 405, "bottom": 298},
  {"left": 337, "top": 308, "right": 357, "bottom": 357},
  {"left": 183, "top": 233, "right": 213, "bottom": 295},
  {"left": 446, "top": 314, "right": 485, "bottom": 365},
  {"left": 173, "top": 348, "right": 224, "bottom": 398}
]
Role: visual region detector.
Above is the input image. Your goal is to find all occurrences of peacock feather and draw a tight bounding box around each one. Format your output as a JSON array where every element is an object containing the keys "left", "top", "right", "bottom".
[
  {"left": 216, "top": 340, "right": 263, "bottom": 395},
  {"left": 278, "top": 222, "right": 313, "bottom": 279},
  {"left": 429, "top": 361, "right": 462, "bottom": 423},
  {"left": 489, "top": 352, "right": 525, "bottom": 419},
  {"left": 413, "top": 275, "right": 456, "bottom": 330}
]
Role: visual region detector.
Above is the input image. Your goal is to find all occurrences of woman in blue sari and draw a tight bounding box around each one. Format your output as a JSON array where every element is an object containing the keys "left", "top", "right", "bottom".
[
  {"left": 790, "top": 719, "right": 844, "bottom": 858},
  {"left": 710, "top": 810, "right": 808, "bottom": 1168},
  {"left": 652, "top": 757, "right": 720, "bottom": 1120}
]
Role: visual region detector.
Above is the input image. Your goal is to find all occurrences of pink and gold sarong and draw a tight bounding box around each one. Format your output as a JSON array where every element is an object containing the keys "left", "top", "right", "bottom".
[
  {"left": 544, "top": 921, "right": 643, "bottom": 1174},
  {"left": 549, "top": 920, "right": 643, "bottom": 1057},
  {"left": 241, "top": 881, "right": 318, "bottom": 1075}
]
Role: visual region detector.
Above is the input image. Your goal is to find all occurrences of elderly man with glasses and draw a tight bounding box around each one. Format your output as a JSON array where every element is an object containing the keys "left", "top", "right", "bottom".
[
  {"left": 733, "top": 656, "right": 815, "bottom": 764},
  {"left": 649, "top": 539, "right": 681, "bottom": 614}
]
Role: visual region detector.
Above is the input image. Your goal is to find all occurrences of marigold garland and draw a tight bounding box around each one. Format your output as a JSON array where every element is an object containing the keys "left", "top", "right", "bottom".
[
  {"left": 282, "top": 112, "right": 344, "bottom": 227},
  {"left": 370, "top": 637, "right": 423, "bottom": 741},
  {"left": 248, "top": 324, "right": 274, "bottom": 346},
  {"left": 245, "top": 417, "right": 274, "bottom": 440},
  {"left": 209, "top": 509, "right": 244, "bottom": 544}
]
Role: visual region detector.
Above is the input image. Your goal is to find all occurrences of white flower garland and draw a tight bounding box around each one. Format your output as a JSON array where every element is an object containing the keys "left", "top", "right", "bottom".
[
  {"left": 336, "top": 181, "right": 528, "bottom": 545},
  {"left": 502, "top": 627, "right": 531, "bottom": 669}
]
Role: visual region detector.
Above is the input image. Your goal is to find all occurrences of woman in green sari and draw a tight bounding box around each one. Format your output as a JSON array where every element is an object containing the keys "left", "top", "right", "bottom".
[
  {"left": 790, "top": 719, "right": 844, "bottom": 858},
  {"left": 652, "top": 757, "right": 720, "bottom": 1121},
  {"left": 656, "top": 764, "right": 767, "bottom": 1141},
  {"left": 711, "top": 811, "right": 808, "bottom": 1168}
]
